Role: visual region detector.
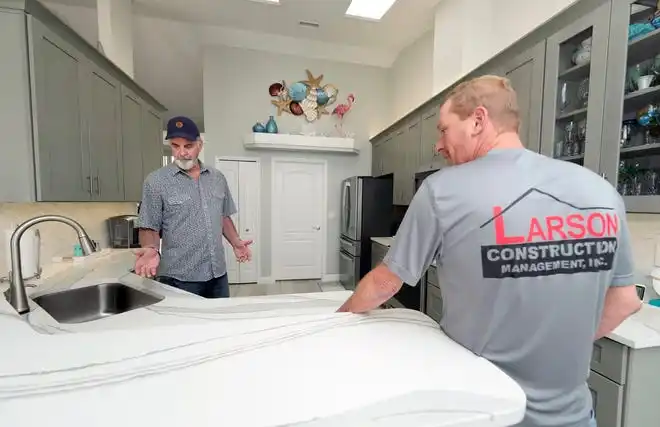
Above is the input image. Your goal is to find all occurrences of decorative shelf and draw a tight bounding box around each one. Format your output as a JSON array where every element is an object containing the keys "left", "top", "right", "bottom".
[{"left": 243, "top": 133, "right": 359, "bottom": 154}]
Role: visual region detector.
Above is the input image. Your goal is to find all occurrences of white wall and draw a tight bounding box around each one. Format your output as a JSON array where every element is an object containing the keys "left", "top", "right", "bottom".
[
  {"left": 203, "top": 45, "right": 389, "bottom": 279},
  {"left": 388, "top": 29, "right": 434, "bottom": 123},
  {"left": 432, "top": 0, "right": 580, "bottom": 94}
]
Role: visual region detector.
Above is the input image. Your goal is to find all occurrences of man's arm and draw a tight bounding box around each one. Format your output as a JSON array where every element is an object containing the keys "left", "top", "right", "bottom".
[
  {"left": 222, "top": 216, "right": 241, "bottom": 247},
  {"left": 337, "top": 182, "right": 443, "bottom": 313},
  {"left": 220, "top": 177, "right": 241, "bottom": 247},
  {"left": 595, "top": 205, "right": 642, "bottom": 340},
  {"left": 136, "top": 178, "right": 162, "bottom": 251}
]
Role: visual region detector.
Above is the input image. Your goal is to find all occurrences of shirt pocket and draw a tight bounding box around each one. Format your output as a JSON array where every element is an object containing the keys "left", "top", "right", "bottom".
[{"left": 165, "top": 194, "right": 192, "bottom": 212}]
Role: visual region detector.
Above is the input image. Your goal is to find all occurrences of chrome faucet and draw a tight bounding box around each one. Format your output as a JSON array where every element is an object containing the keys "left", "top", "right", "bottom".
[{"left": 5, "top": 215, "right": 97, "bottom": 314}]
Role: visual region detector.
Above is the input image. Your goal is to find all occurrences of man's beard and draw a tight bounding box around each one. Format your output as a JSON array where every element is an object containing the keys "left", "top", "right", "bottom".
[{"left": 174, "top": 158, "right": 197, "bottom": 170}]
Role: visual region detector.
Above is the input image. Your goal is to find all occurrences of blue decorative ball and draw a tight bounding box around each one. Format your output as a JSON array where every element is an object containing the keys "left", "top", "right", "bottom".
[
  {"left": 315, "top": 88, "right": 330, "bottom": 105},
  {"left": 288, "top": 82, "right": 308, "bottom": 102}
]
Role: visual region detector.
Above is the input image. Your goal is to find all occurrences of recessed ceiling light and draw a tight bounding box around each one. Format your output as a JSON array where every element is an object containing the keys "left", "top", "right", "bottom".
[
  {"left": 299, "top": 20, "right": 320, "bottom": 28},
  {"left": 345, "top": 0, "right": 397, "bottom": 21}
]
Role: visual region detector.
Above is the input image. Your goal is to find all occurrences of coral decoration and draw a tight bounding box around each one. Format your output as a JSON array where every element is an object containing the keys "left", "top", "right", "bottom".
[{"left": 266, "top": 70, "right": 342, "bottom": 122}]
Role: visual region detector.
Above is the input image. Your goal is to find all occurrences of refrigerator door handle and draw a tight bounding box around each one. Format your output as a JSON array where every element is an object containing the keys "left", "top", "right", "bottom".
[{"left": 343, "top": 181, "right": 351, "bottom": 233}]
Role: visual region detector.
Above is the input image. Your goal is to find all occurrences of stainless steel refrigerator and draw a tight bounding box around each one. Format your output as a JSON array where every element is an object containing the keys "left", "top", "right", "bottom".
[{"left": 339, "top": 175, "right": 393, "bottom": 290}]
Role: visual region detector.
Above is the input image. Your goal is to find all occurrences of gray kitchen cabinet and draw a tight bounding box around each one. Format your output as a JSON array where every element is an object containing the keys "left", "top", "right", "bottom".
[
  {"left": 142, "top": 105, "right": 165, "bottom": 180},
  {"left": 28, "top": 15, "right": 88, "bottom": 201},
  {"left": 391, "top": 126, "right": 407, "bottom": 205},
  {"left": 424, "top": 265, "right": 443, "bottom": 323},
  {"left": 496, "top": 40, "right": 546, "bottom": 153},
  {"left": 371, "top": 136, "right": 383, "bottom": 176},
  {"left": 588, "top": 337, "right": 659, "bottom": 427},
  {"left": 540, "top": 3, "right": 610, "bottom": 173},
  {"left": 86, "top": 62, "right": 124, "bottom": 201},
  {"left": 402, "top": 116, "right": 421, "bottom": 204},
  {"left": 418, "top": 105, "right": 439, "bottom": 170},
  {"left": 0, "top": 0, "right": 166, "bottom": 203},
  {"left": 600, "top": 0, "right": 660, "bottom": 212},
  {"left": 121, "top": 87, "right": 146, "bottom": 201}
]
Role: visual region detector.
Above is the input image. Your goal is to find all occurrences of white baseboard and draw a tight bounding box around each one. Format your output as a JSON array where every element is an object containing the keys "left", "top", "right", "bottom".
[
  {"left": 257, "top": 276, "right": 275, "bottom": 285},
  {"left": 321, "top": 274, "right": 340, "bottom": 282}
]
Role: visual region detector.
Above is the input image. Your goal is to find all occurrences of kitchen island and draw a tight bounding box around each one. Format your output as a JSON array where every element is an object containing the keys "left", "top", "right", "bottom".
[
  {"left": 0, "top": 250, "right": 526, "bottom": 427},
  {"left": 372, "top": 236, "right": 660, "bottom": 427}
]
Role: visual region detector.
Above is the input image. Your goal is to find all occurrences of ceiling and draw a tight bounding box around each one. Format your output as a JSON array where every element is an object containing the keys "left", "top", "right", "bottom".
[{"left": 44, "top": 0, "right": 442, "bottom": 52}]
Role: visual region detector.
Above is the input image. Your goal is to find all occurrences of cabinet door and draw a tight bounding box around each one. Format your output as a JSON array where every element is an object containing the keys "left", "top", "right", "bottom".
[
  {"left": 371, "top": 139, "right": 384, "bottom": 176},
  {"left": 419, "top": 105, "right": 439, "bottom": 170},
  {"left": 391, "top": 127, "right": 406, "bottom": 204},
  {"left": 121, "top": 87, "right": 144, "bottom": 201},
  {"left": 86, "top": 63, "right": 124, "bottom": 201},
  {"left": 381, "top": 134, "right": 394, "bottom": 176},
  {"left": 405, "top": 118, "right": 422, "bottom": 204},
  {"left": 425, "top": 282, "right": 444, "bottom": 323},
  {"left": 540, "top": 3, "right": 610, "bottom": 173},
  {"left": 600, "top": 1, "right": 660, "bottom": 212},
  {"left": 498, "top": 41, "right": 546, "bottom": 153},
  {"left": 588, "top": 370, "right": 624, "bottom": 427},
  {"left": 141, "top": 106, "right": 164, "bottom": 179},
  {"left": 29, "top": 17, "right": 90, "bottom": 201}
]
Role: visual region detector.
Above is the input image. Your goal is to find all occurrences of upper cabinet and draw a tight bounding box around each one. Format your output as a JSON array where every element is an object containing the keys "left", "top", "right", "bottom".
[
  {"left": 0, "top": 0, "right": 167, "bottom": 203},
  {"left": 498, "top": 41, "right": 546, "bottom": 153},
  {"left": 371, "top": 0, "right": 660, "bottom": 213},
  {"left": 540, "top": 3, "right": 611, "bottom": 174},
  {"left": 601, "top": 0, "right": 660, "bottom": 212}
]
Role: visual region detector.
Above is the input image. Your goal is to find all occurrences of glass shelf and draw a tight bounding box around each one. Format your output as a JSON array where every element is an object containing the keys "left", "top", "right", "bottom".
[{"left": 615, "top": 2, "right": 660, "bottom": 197}]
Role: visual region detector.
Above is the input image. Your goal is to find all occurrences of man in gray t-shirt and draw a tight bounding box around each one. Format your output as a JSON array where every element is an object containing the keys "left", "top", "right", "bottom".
[{"left": 337, "top": 76, "right": 642, "bottom": 427}]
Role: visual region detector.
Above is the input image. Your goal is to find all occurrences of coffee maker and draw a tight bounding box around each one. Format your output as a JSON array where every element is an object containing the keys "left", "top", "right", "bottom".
[{"left": 107, "top": 215, "right": 140, "bottom": 249}]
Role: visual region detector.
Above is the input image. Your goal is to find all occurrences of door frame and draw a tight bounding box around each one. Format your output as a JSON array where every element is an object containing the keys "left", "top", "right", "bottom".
[
  {"left": 271, "top": 157, "right": 328, "bottom": 281},
  {"left": 215, "top": 155, "right": 262, "bottom": 283}
]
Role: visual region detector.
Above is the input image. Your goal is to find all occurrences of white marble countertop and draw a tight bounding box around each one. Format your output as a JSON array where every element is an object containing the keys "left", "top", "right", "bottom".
[
  {"left": 370, "top": 239, "right": 660, "bottom": 350},
  {"left": 0, "top": 250, "right": 526, "bottom": 427},
  {"left": 371, "top": 236, "right": 394, "bottom": 247}
]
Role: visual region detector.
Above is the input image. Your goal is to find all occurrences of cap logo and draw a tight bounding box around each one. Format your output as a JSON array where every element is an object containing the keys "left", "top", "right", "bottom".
[{"left": 175, "top": 121, "right": 183, "bottom": 128}]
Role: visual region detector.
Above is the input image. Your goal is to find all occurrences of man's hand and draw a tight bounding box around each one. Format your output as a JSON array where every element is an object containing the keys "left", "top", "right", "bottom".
[
  {"left": 232, "top": 239, "right": 253, "bottom": 263},
  {"left": 134, "top": 247, "right": 160, "bottom": 278}
]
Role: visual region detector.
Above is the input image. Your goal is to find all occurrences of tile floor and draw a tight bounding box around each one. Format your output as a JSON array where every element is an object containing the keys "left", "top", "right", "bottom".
[{"left": 229, "top": 280, "right": 345, "bottom": 297}]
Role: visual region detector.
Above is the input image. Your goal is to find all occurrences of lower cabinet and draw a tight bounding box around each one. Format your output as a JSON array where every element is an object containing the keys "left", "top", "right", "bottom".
[
  {"left": 588, "top": 338, "right": 659, "bottom": 427},
  {"left": 425, "top": 268, "right": 443, "bottom": 323}
]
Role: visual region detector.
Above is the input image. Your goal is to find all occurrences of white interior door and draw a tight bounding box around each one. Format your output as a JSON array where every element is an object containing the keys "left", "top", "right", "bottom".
[
  {"left": 216, "top": 158, "right": 260, "bottom": 284},
  {"left": 237, "top": 161, "right": 259, "bottom": 283},
  {"left": 272, "top": 160, "right": 325, "bottom": 280}
]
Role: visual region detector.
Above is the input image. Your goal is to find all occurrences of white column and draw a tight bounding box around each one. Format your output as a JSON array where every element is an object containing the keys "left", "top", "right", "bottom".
[{"left": 97, "top": 0, "right": 134, "bottom": 78}]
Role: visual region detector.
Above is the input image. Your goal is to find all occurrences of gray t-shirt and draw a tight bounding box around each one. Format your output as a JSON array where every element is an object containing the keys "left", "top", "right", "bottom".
[
  {"left": 384, "top": 148, "right": 634, "bottom": 427},
  {"left": 137, "top": 163, "right": 237, "bottom": 282}
]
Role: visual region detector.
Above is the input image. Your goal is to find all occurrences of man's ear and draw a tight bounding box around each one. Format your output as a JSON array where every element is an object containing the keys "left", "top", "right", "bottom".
[{"left": 472, "top": 106, "right": 488, "bottom": 135}]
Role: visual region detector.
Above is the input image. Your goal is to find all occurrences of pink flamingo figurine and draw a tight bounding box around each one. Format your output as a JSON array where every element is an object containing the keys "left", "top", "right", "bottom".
[{"left": 332, "top": 93, "right": 355, "bottom": 137}]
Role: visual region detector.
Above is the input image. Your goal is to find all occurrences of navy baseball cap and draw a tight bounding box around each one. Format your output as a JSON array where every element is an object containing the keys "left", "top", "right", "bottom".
[{"left": 165, "top": 116, "right": 200, "bottom": 141}]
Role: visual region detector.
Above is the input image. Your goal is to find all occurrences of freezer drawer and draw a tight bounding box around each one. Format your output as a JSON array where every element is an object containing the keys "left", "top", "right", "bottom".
[
  {"left": 339, "top": 250, "right": 360, "bottom": 290},
  {"left": 340, "top": 235, "right": 360, "bottom": 257}
]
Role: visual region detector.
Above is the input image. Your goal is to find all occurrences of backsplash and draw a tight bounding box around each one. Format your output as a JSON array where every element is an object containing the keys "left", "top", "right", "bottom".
[
  {"left": 0, "top": 202, "right": 137, "bottom": 276},
  {"left": 626, "top": 214, "right": 660, "bottom": 298}
]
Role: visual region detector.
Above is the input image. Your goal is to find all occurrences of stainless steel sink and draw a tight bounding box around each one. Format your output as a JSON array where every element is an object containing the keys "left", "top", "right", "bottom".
[{"left": 32, "top": 282, "right": 164, "bottom": 324}]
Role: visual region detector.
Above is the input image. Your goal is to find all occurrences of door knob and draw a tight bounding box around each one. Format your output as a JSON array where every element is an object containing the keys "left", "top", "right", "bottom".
[
  {"left": 245, "top": 228, "right": 250, "bottom": 232},
  {"left": 313, "top": 226, "right": 321, "bottom": 230}
]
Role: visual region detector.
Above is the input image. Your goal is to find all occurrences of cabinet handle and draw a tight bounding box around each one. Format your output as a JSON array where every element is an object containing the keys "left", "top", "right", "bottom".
[
  {"left": 86, "top": 176, "right": 92, "bottom": 195},
  {"left": 93, "top": 176, "right": 100, "bottom": 195},
  {"left": 600, "top": 173, "right": 607, "bottom": 180}
]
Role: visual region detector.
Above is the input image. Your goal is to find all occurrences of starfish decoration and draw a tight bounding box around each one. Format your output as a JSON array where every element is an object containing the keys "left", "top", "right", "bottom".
[
  {"left": 303, "top": 69, "right": 324, "bottom": 88},
  {"left": 271, "top": 98, "right": 291, "bottom": 116}
]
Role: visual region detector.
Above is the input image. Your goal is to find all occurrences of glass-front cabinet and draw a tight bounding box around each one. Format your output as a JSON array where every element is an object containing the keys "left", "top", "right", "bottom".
[
  {"left": 601, "top": 0, "right": 660, "bottom": 212},
  {"left": 540, "top": 3, "right": 611, "bottom": 172}
]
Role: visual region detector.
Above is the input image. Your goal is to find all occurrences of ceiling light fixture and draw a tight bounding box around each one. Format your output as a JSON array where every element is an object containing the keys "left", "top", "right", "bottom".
[
  {"left": 345, "top": 0, "right": 397, "bottom": 21},
  {"left": 247, "top": 0, "right": 279, "bottom": 4}
]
